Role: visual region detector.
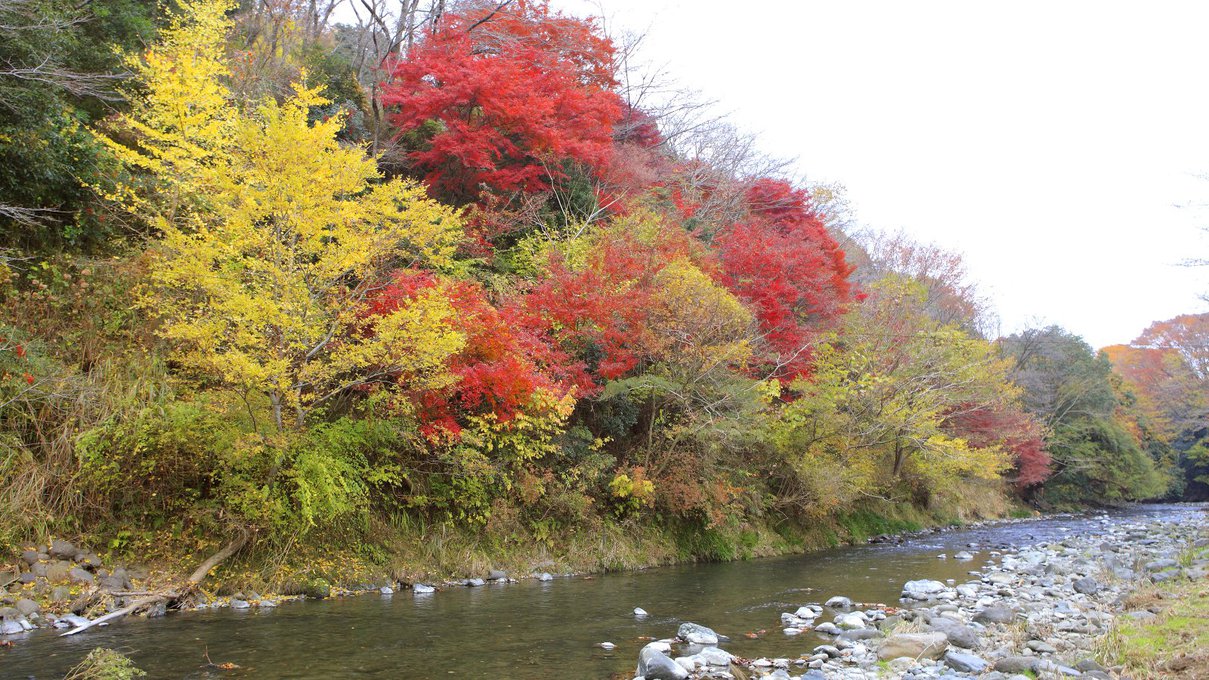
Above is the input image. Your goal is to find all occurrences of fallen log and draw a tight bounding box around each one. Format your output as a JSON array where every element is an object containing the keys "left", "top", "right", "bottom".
[{"left": 61, "top": 529, "right": 248, "bottom": 637}]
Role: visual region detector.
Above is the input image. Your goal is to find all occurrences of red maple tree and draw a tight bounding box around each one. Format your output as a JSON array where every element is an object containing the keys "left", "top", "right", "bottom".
[
  {"left": 714, "top": 178, "right": 854, "bottom": 380},
  {"left": 382, "top": 0, "right": 623, "bottom": 203}
]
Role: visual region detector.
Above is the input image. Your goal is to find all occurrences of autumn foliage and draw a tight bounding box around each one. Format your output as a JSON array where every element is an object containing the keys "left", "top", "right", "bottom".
[
  {"left": 1, "top": 0, "right": 1146, "bottom": 565},
  {"left": 382, "top": 0, "right": 623, "bottom": 203},
  {"left": 716, "top": 179, "right": 854, "bottom": 379}
]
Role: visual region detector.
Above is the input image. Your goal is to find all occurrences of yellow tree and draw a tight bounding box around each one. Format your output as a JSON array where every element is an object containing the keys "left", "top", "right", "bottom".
[{"left": 100, "top": 0, "right": 466, "bottom": 431}]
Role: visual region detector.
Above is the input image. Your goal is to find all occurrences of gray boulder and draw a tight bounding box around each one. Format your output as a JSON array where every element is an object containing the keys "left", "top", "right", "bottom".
[
  {"left": 944, "top": 650, "right": 988, "bottom": 673},
  {"left": 68, "top": 567, "right": 95, "bottom": 585},
  {"left": 49, "top": 539, "right": 76, "bottom": 559},
  {"left": 638, "top": 645, "right": 689, "bottom": 680},
  {"left": 676, "top": 622, "right": 719, "bottom": 645},
  {"left": 14, "top": 599, "right": 39, "bottom": 616},
  {"left": 877, "top": 632, "right": 949, "bottom": 660},
  {"left": 825, "top": 595, "right": 853, "bottom": 608},
  {"left": 487, "top": 569, "right": 507, "bottom": 581},
  {"left": 973, "top": 606, "right": 1017, "bottom": 624},
  {"left": 925, "top": 616, "right": 978, "bottom": 649},
  {"left": 994, "top": 656, "right": 1039, "bottom": 673},
  {"left": 902, "top": 579, "right": 948, "bottom": 600},
  {"left": 413, "top": 583, "right": 435, "bottom": 594},
  {"left": 1072, "top": 576, "right": 1101, "bottom": 595}
]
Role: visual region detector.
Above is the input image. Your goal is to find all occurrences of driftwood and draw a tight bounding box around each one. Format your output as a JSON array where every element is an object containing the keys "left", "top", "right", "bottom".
[{"left": 61, "top": 529, "right": 248, "bottom": 637}]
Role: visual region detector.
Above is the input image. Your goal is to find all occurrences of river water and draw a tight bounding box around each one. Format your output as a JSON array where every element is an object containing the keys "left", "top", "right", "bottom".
[{"left": 2, "top": 504, "right": 1202, "bottom": 679}]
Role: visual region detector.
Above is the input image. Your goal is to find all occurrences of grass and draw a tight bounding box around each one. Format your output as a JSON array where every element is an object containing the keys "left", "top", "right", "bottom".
[
  {"left": 1098, "top": 548, "right": 1209, "bottom": 679},
  {"left": 63, "top": 648, "right": 145, "bottom": 680}
]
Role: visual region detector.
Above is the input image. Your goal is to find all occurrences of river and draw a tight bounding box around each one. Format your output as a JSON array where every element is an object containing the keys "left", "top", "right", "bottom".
[{"left": 2, "top": 504, "right": 1202, "bottom": 679}]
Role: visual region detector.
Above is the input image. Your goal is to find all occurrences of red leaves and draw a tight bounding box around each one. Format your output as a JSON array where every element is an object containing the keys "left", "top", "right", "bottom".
[
  {"left": 947, "top": 406, "right": 1051, "bottom": 488},
  {"left": 383, "top": 0, "right": 623, "bottom": 203},
  {"left": 715, "top": 179, "right": 854, "bottom": 380},
  {"left": 370, "top": 270, "right": 567, "bottom": 438}
]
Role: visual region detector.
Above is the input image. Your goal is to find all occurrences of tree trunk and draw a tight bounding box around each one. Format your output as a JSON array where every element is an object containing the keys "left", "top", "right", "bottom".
[{"left": 61, "top": 529, "right": 250, "bottom": 637}]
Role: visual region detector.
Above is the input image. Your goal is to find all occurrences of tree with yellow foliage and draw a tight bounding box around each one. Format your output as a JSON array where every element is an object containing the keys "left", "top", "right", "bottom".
[{"left": 98, "top": 0, "right": 465, "bottom": 431}]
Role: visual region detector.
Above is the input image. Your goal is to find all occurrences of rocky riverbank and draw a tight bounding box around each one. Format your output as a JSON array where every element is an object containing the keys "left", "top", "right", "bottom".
[{"left": 629, "top": 506, "right": 1208, "bottom": 680}]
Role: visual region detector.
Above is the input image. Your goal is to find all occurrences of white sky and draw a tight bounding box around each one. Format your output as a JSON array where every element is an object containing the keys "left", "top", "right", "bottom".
[
  {"left": 333, "top": 1, "right": 1209, "bottom": 348},
  {"left": 554, "top": 0, "right": 1209, "bottom": 348}
]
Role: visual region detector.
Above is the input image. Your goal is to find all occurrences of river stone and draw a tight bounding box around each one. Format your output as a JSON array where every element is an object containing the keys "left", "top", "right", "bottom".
[
  {"left": 696, "top": 647, "right": 733, "bottom": 666},
  {"left": 974, "top": 605, "right": 1016, "bottom": 624},
  {"left": 1152, "top": 569, "right": 1182, "bottom": 582},
  {"left": 413, "top": 583, "right": 435, "bottom": 594},
  {"left": 1072, "top": 576, "right": 1101, "bottom": 594},
  {"left": 877, "top": 632, "right": 949, "bottom": 660},
  {"left": 677, "top": 622, "right": 719, "bottom": 645},
  {"left": 839, "top": 628, "right": 883, "bottom": 641},
  {"left": 835, "top": 612, "right": 867, "bottom": 629},
  {"left": 994, "top": 656, "right": 1040, "bottom": 673},
  {"left": 0, "top": 572, "right": 17, "bottom": 588},
  {"left": 814, "top": 622, "right": 841, "bottom": 635},
  {"left": 230, "top": 599, "right": 250, "bottom": 609},
  {"left": 1027, "top": 639, "right": 1058, "bottom": 654},
  {"left": 20, "top": 550, "right": 38, "bottom": 566},
  {"left": 45, "top": 561, "right": 71, "bottom": 583},
  {"left": 537, "top": 572, "right": 553, "bottom": 582},
  {"left": 954, "top": 551, "right": 975, "bottom": 560},
  {"left": 902, "top": 579, "right": 947, "bottom": 600},
  {"left": 634, "top": 607, "right": 649, "bottom": 617},
  {"left": 1076, "top": 659, "right": 1108, "bottom": 672},
  {"left": 986, "top": 572, "right": 1015, "bottom": 585},
  {"left": 1146, "top": 558, "right": 1178, "bottom": 572},
  {"left": 14, "top": 599, "right": 38, "bottom": 616},
  {"left": 379, "top": 586, "right": 394, "bottom": 594},
  {"left": 49, "top": 539, "right": 76, "bottom": 559},
  {"left": 598, "top": 641, "right": 615, "bottom": 651},
  {"left": 944, "top": 650, "right": 988, "bottom": 673},
  {"left": 463, "top": 578, "right": 485, "bottom": 587},
  {"left": 0, "top": 618, "right": 24, "bottom": 635},
  {"left": 638, "top": 645, "right": 689, "bottom": 680},
  {"left": 487, "top": 569, "right": 507, "bottom": 581},
  {"left": 68, "top": 567, "right": 95, "bottom": 585},
  {"left": 925, "top": 616, "right": 978, "bottom": 649},
  {"left": 825, "top": 595, "right": 853, "bottom": 608}
]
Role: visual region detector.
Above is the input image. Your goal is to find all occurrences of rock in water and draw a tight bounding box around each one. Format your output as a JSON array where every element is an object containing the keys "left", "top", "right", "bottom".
[
  {"left": 825, "top": 595, "right": 853, "bottom": 609},
  {"left": 487, "top": 569, "right": 507, "bottom": 581},
  {"left": 413, "top": 583, "right": 435, "bottom": 594},
  {"left": 598, "top": 641, "right": 615, "bottom": 651},
  {"left": 638, "top": 645, "right": 689, "bottom": 680},
  {"left": 901, "top": 579, "right": 947, "bottom": 600},
  {"left": 677, "top": 622, "right": 719, "bottom": 645},
  {"left": 379, "top": 586, "right": 394, "bottom": 594},
  {"left": 463, "top": 578, "right": 485, "bottom": 587},
  {"left": 537, "top": 572, "right": 553, "bottom": 582},
  {"left": 835, "top": 612, "right": 867, "bottom": 630},
  {"left": 877, "top": 632, "right": 949, "bottom": 660},
  {"left": 633, "top": 607, "right": 648, "bottom": 617}
]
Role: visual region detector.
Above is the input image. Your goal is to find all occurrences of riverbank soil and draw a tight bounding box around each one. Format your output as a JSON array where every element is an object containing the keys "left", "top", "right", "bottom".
[{"left": 1101, "top": 547, "right": 1209, "bottom": 679}]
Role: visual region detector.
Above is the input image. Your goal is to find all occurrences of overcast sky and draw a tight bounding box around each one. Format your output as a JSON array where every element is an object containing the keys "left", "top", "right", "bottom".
[{"left": 550, "top": 0, "right": 1209, "bottom": 348}]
